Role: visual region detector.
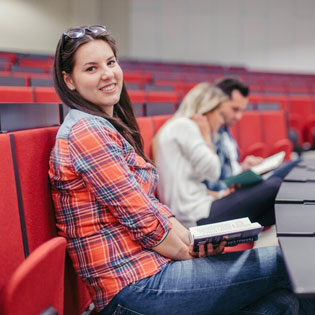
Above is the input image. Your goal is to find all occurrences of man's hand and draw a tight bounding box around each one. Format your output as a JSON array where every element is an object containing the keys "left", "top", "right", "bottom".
[{"left": 241, "top": 155, "right": 264, "bottom": 171}]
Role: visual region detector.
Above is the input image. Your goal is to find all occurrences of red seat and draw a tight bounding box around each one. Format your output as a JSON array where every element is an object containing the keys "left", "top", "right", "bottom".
[
  {"left": 152, "top": 114, "right": 172, "bottom": 134},
  {"left": 260, "top": 111, "right": 293, "bottom": 160},
  {"left": 0, "top": 134, "right": 24, "bottom": 288},
  {"left": 1, "top": 237, "right": 66, "bottom": 315},
  {"left": 10, "top": 127, "right": 91, "bottom": 315},
  {"left": 34, "top": 87, "right": 61, "bottom": 103},
  {"left": 124, "top": 71, "right": 152, "bottom": 89},
  {"left": 288, "top": 96, "right": 314, "bottom": 143},
  {"left": 236, "top": 111, "right": 266, "bottom": 160},
  {"left": 0, "top": 86, "right": 34, "bottom": 102},
  {"left": 136, "top": 117, "right": 154, "bottom": 159},
  {"left": 146, "top": 90, "right": 179, "bottom": 103}
]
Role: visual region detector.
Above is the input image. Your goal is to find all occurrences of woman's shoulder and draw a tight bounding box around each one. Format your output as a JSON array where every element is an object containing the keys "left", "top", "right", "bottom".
[
  {"left": 164, "top": 117, "right": 197, "bottom": 131},
  {"left": 57, "top": 109, "right": 116, "bottom": 139}
]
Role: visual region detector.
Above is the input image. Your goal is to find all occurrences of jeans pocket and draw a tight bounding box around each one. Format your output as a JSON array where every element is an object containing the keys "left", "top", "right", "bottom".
[{"left": 113, "top": 304, "right": 145, "bottom": 315}]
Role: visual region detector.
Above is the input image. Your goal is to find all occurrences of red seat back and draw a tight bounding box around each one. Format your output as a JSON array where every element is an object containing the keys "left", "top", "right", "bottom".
[
  {"left": 10, "top": 127, "right": 91, "bottom": 315},
  {"left": 136, "top": 117, "right": 154, "bottom": 159},
  {"left": 0, "top": 86, "right": 34, "bottom": 102},
  {"left": 34, "top": 87, "right": 61, "bottom": 103},
  {"left": 1, "top": 237, "right": 66, "bottom": 315},
  {"left": 260, "top": 111, "right": 293, "bottom": 160},
  {"left": 152, "top": 114, "right": 172, "bottom": 134},
  {"left": 0, "top": 134, "right": 25, "bottom": 287},
  {"left": 236, "top": 111, "right": 266, "bottom": 159}
]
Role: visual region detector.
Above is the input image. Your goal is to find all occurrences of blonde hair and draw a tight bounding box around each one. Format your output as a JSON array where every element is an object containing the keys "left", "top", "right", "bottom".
[
  {"left": 152, "top": 82, "right": 228, "bottom": 160},
  {"left": 173, "top": 82, "right": 228, "bottom": 119}
]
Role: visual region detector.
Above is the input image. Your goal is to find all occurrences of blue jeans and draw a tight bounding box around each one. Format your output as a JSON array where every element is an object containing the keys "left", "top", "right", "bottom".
[{"left": 100, "top": 246, "right": 312, "bottom": 315}]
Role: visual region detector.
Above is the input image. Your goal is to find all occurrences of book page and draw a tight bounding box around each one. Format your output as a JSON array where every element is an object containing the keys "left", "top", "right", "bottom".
[
  {"left": 190, "top": 218, "right": 252, "bottom": 238},
  {"left": 251, "top": 151, "right": 285, "bottom": 175}
]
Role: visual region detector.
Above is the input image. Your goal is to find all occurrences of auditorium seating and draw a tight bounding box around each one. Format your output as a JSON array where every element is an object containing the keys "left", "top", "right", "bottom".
[
  {"left": 0, "top": 237, "right": 66, "bottom": 315},
  {"left": 0, "top": 86, "right": 34, "bottom": 102},
  {"left": 235, "top": 111, "right": 266, "bottom": 160},
  {"left": 0, "top": 126, "right": 92, "bottom": 315},
  {"left": 260, "top": 111, "right": 293, "bottom": 160},
  {"left": 1, "top": 51, "right": 315, "bottom": 313}
]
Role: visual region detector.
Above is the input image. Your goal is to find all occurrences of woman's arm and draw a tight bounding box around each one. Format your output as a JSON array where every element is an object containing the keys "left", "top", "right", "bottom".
[
  {"left": 152, "top": 228, "right": 193, "bottom": 260},
  {"left": 169, "top": 217, "right": 190, "bottom": 246}
]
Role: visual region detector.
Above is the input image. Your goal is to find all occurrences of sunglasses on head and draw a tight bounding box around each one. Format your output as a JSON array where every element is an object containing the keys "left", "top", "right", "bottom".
[{"left": 61, "top": 25, "right": 107, "bottom": 51}]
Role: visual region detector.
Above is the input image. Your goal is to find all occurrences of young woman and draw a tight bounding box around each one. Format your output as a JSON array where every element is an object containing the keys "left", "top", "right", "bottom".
[
  {"left": 49, "top": 25, "right": 311, "bottom": 315},
  {"left": 154, "top": 83, "right": 282, "bottom": 228}
]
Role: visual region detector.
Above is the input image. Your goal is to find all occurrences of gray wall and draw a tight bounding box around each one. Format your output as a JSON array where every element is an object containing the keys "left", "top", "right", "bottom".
[{"left": 1, "top": 0, "right": 315, "bottom": 73}]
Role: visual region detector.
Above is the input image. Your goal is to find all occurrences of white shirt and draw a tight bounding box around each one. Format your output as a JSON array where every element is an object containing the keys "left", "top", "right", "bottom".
[{"left": 155, "top": 118, "right": 221, "bottom": 227}]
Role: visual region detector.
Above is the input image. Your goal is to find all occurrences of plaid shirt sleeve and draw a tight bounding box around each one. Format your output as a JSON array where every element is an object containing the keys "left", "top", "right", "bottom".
[{"left": 68, "top": 117, "right": 172, "bottom": 249}]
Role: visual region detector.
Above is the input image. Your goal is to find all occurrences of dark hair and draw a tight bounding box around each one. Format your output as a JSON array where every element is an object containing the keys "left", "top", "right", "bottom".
[
  {"left": 215, "top": 78, "right": 250, "bottom": 98},
  {"left": 53, "top": 27, "right": 149, "bottom": 162}
]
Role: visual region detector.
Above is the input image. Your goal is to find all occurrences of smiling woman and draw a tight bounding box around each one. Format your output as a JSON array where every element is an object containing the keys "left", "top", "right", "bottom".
[
  {"left": 62, "top": 40, "right": 123, "bottom": 116},
  {"left": 48, "top": 25, "right": 315, "bottom": 315}
]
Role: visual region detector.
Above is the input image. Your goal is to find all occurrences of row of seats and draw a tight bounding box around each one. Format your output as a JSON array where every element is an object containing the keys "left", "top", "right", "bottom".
[
  {"left": 230, "top": 111, "right": 293, "bottom": 161},
  {"left": 1, "top": 68, "right": 315, "bottom": 95},
  {"left": 1, "top": 84, "right": 310, "bottom": 151},
  {"left": 2, "top": 50, "right": 315, "bottom": 84}
]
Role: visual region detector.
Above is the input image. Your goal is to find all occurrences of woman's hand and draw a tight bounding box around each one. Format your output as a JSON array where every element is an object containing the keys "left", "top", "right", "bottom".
[
  {"left": 189, "top": 240, "right": 227, "bottom": 258},
  {"left": 191, "top": 114, "right": 214, "bottom": 150}
]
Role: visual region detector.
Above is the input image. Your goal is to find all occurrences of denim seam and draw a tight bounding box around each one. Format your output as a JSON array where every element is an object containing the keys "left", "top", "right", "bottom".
[{"left": 132, "top": 274, "right": 288, "bottom": 293}]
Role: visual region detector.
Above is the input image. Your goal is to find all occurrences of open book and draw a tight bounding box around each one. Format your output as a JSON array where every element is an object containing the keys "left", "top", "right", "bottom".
[
  {"left": 223, "top": 151, "right": 285, "bottom": 188},
  {"left": 189, "top": 217, "right": 263, "bottom": 251}
]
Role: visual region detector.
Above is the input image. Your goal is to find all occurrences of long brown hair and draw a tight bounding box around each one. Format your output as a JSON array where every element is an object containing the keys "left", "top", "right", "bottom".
[{"left": 53, "top": 26, "right": 149, "bottom": 162}]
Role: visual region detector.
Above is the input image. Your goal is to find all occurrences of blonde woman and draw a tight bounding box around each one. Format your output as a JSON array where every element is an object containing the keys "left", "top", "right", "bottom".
[
  {"left": 154, "top": 82, "right": 281, "bottom": 228},
  {"left": 154, "top": 83, "right": 231, "bottom": 228}
]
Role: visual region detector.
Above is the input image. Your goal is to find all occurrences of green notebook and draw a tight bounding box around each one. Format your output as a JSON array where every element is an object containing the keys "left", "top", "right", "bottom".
[{"left": 224, "top": 170, "right": 263, "bottom": 188}]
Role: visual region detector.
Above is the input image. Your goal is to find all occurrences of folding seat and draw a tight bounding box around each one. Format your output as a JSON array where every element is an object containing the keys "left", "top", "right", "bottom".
[
  {"left": 11, "top": 65, "right": 46, "bottom": 74},
  {"left": 136, "top": 116, "right": 154, "bottom": 159},
  {"left": 123, "top": 71, "right": 152, "bottom": 89},
  {"left": 0, "top": 74, "right": 26, "bottom": 86},
  {"left": 288, "top": 96, "right": 314, "bottom": 144},
  {"left": 128, "top": 90, "right": 146, "bottom": 117},
  {"left": 18, "top": 58, "right": 53, "bottom": 69},
  {"left": 0, "top": 134, "right": 25, "bottom": 288},
  {"left": 0, "top": 62, "right": 10, "bottom": 72},
  {"left": 152, "top": 114, "right": 172, "bottom": 134},
  {"left": 0, "top": 237, "right": 66, "bottom": 315},
  {"left": 10, "top": 127, "right": 92, "bottom": 315},
  {"left": 29, "top": 77, "right": 54, "bottom": 87},
  {"left": 0, "top": 86, "right": 33, "bottom": 102},
  {"left": 145, "top": 90, "right": 179, "bottom": 116},
  {"left": 260, "top": 111, "right": 293, "bottom": 160},
  {"left": 236, "top": 111, "right": 267, "bottom": 160},
  {"left": 34, "top": 87, "right": 61, "bottom": 103}
]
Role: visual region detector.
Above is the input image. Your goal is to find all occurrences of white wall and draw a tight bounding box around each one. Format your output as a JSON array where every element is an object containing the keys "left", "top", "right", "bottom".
[
  {"left": 0, "top": 0, "right": 106, "bottom": 54},
  {"left": 1, "top": 0, "right": 315, "bottom": 74},
  {"left": 129, "top": 0, "right": 315, "bottom": 73}
]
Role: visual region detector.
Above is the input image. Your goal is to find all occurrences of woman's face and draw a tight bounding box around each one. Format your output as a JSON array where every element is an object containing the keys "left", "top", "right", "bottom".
[
  {"left": 203, "top": 105, "right": 224, "bottom": 134},
  {"left": 63, "top": 39, "right": 123, "bottom": 116}
]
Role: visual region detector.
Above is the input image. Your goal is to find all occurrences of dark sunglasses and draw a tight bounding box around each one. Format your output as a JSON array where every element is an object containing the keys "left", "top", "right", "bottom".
[{"left": 61, "top": 25, "right": 107, "bottom": 51}]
